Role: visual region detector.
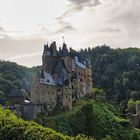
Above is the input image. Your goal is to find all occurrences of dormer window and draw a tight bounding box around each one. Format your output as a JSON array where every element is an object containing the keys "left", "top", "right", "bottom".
[{"left": 47, "top": 79, "right": 50, "bottom": 82}]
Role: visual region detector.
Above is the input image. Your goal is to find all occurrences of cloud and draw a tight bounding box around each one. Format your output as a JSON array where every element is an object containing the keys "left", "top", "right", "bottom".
[
  {"left": 55, "top": 19, "right": 75, "bottom": 33},
  {"left": 108, "top": 1, "right": 140, "bottom": 25},
  {"left": 0, "top": 37, "right": 46, "bottom": 67},
  {"left": 0, "top": 22, "right": 7, "bottom": 38},
  {"left": 0, "top": 27, "right": 4, "bottom": 31},
  {"left": 104, "top": 0, "right": 140, "bottom": 45},
  {"left": 56, "top": 0, "right": 101, "bottom": 25},
  {"left": 54, "top": 0, "right": 140, "bottom": 49},
  {"left": 67, "top": 0, "right": 101, "bottom": 10},
  {"left": 1, "top": 0, "right": 140, "bottom": 67},
  {"left": 10, "top": 52, "right": 42, "bottom": 61},
  {"left": 0, "top": 21, "right": 26, "bottom": 39},
  {"left": 96, "top": 27, "right": 121, "bottom": 33},
  {"left": 55, "top": 0, "right": 101, "bottom": 34}
]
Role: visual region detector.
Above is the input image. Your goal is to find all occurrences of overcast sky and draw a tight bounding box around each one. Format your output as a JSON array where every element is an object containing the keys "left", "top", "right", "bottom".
[{"left": 0, "top": 0, "right": 140, "bottom": 67}]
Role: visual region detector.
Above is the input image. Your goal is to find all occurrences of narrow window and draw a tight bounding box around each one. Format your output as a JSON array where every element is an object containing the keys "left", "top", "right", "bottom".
[{"left": 58, "top": 89, "right": 61, "bottom": 92}]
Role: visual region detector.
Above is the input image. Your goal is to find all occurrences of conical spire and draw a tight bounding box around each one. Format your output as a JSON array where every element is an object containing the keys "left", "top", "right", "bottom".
[
  {"left": 50, "top": 41, "right": 57, "bottom": 56},
  {"left": 43, "top": 43, "right": 51, "bottom": 56},
  {"left": 62, "top": 42, "right": 67, "bottom": 49},
  {"left": 61, "top": 43, "right": 68, "bottom": 56},
  {"left": 43, "top": 44, "right": 49, "bottom": 55}
]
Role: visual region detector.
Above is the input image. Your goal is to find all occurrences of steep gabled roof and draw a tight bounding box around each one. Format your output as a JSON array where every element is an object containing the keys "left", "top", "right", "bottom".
[
  {"left": 52, "top": 59, "right": 69, "bottom": 86},
  {"left": 40, "top": 71, "right": 57, "bottom": 86},
  {"left": 52, "top": 59, "right": 68, "bottom": 74},
  {"left": 9, "top": 89, "right": 30, "bottom": 100}
]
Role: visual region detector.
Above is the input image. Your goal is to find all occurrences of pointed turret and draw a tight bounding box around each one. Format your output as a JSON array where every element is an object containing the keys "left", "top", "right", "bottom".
[
  {"left": 60, "top": 43, "right": 68, "bottom": 56},
  {"left": 43, "top": 44, "right": 50, "bottom": 56},
  {"left": 50, "top": 41, "right": 57, "bottom": 56}
]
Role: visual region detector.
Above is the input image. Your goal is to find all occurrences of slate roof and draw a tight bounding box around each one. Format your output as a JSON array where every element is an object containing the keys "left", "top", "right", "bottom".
[
  {"left": 9, "top": 89, "right": 30, "bottom": 100},
  {"left": 40, "top": 71, "right": 57, "bottom": 86},
  {"left": 52, "top": 59, "right": 68, "bottom": 74},
  {"left": 52, "top": 60, "right": 68, "bottom": 86},
  {"left": 40, "top": 59, "right": 69, "bottom": 86}
]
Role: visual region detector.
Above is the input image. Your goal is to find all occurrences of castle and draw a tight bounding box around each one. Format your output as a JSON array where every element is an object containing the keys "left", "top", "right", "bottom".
[{"left": 24, "top": 41, "right": 92, "bottom": 119}]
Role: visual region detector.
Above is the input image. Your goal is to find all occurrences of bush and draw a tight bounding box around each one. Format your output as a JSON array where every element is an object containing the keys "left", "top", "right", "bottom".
[
  {"left": 0, "top": 107, "right": 94, "bottom": 140},
  {"left": 38, "top": 99, "right": 136, "bottom": 140},
  {"left": 127, "top": 100, "right": 136, "bottom": 113}
]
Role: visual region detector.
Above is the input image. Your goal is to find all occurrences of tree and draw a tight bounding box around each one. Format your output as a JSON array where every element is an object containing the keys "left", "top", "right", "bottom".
[
  {"left": 130, "top": 91, "right": 140, "bottom": 100},
  {"left": 127, "top": 100, "right": 136, "bottom": 113},
  {"left": 90, "top": 88, "right": 105, "bottom": 99}
]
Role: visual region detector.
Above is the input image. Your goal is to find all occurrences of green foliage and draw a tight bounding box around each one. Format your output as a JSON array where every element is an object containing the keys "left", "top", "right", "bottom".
[
  {"left": 37, "top": 99, "right": 136, "bottom": 140},
  {"left": 136, "top": 100, "right": 140, "bottom": 104},
  {"left": 91, "top": 88, "right": 105, "bottom": 98},
  {"left": 0, "top": 60, "right": 41, "bottom": 100},
  {"left": 127, "top": 100, "right": 136, "bottom": 113},
  {"left": 102, "top": 135, "right": 112, "bottom": 140},
  {"left": 130, "top": 130, "right": 140, "bottom": 140},
  {"left": 91, "top": 88, "right": 105, "bottom": 95},
  {"left": 130, "top": 91, "right": 140, "bottom": 100},
  {"left": 92, "top": 88, "right": 100, "bottom": 94},
  {"left": 79, "top": 46, "right": 140, "bottom": 107},
  {"left": 0, "top": 107, "right": 94, "bottom": 140}
]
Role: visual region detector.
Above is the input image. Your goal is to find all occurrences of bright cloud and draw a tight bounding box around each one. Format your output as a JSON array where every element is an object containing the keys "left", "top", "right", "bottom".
[{"left": 0, "top": 0, "right": 139, "bottom": 67}]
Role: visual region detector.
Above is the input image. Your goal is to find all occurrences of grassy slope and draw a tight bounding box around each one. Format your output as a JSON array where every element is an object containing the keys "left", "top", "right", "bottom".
[
  {"left": 36, "top": 99, "right": 140, "bottom": 140},
  {"left": 0, "top": 107, "right": 95, "bottom": 140}
]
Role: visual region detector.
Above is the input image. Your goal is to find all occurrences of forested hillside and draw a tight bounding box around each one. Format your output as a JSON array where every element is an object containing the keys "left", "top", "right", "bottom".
[
  {"left": 79, "top": 46, "right": 140, "bottom": 112},
  {"left": 0, "top": 61, "right": 40, "bottom": 100}
]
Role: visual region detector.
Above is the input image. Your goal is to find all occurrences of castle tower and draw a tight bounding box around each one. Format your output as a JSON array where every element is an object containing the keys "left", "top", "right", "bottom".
[
  {"left": 42, "top": 44, "right": 50, "bottom": 66},
  {"left": 43, "top": 44, "right": 50, "bottom": 55},
  {"left": 31, "top": 71, "right": 41, "bottom": 103},
  {"left": 42, "top": 42, "right": 59, "bottom": 73},
  {"left": 60, "top": 43, "right": 68, "bottom": 56},
  {"left": 50, "top": 41, "right": 57, "bottom": 56}
]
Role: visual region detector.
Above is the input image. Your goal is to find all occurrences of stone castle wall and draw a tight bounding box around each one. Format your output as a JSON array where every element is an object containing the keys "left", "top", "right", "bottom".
[
  {"left": 31, "top": 83, "right": 72, "bottom": 112},
  {"left": 128, "top": 103, "right": 140, "bottom": 128},
  {"left": 23, "top": 104, "right": 44, "bottom": 120},
  {"left": 136, "top": 104, "right": 140, "bottom": 115}
]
